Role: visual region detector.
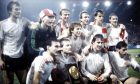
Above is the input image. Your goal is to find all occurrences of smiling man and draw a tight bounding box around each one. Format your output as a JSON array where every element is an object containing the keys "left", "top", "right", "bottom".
[
  {"left": 79, "top": 11, "right": 93, "bottom": 42},
  {"left": 26, "top": 8, "right": 57, "bottom": 66},
  {"left": 107, "top": 13, "right": 128, "bottom": 51},
  {"left": 68, "top": 22, "right": 87, "bottom": 54},
  {"left": 56, "top": 9, "right": 70, "bottom": 38},
  {"left": 81, "top": 34, "right": 111, "bottom": 84}
]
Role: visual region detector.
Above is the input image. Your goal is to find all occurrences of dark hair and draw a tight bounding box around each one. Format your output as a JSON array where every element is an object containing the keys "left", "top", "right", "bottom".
[
  {"left": 7, "top": 1, "right": 20, "bottom": 14},
  {"left": 116, "top": 41, "right": 127, "bottom": 49},
  {"left": 79, "top": 10, "right": 88, "bottom": 19},
  {"left": 94, "top": 9, "right": 104, "bottom": 17},
  {"left": 90, "top": 34, "right": 106, "bottom": 53},
  {"left": 59, "top": 9, "right": 70, "bottom": 15},
  {"left": 109, "top": 13, "right": 117, "bottom": 20},
  {"left": 47, "top": 38, "right": 59, "bottom": 47},
  {"left": 69, "top": 22, "right": 82, "bottom": 35},
  {"left": 59, "top": 38, "right": 70, "bottom": 47},
  {"left": 91, "top": 34, "right": 104, "bottom": 43}
]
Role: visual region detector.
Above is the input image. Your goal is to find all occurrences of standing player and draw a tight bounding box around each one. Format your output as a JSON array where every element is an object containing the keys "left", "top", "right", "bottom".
[
  {"left": 0, "top": 1, "right": 32, "bottom": 84},
  {"left": 107, "top": 13, "right": 128, "bottom": 51}
]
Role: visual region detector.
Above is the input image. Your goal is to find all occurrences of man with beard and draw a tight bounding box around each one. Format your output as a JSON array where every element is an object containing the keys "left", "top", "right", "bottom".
[{"left": 109, "top": 41, "right": 140, "bottom": 84}]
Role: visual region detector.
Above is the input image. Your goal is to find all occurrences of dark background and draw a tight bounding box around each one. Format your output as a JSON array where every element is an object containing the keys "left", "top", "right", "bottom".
[
  {"left": 0, "top": 0, "right": 140, "bottom": 24},
  {"left": 0, "top": 0, "right": 140, "bottom": 45}
]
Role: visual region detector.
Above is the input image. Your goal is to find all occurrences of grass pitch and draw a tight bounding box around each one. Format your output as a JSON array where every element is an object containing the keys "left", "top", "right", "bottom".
[{"left": 128, "top": 49, "right": 140, "bottom": 78}]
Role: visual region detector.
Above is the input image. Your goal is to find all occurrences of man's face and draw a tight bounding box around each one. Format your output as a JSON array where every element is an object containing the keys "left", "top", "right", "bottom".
[
  {"left": 62, "top": 41, "right": 72, "bottom": 53},
  {"left": 72, "top": 25, "right": 82, "bottom": 37},
  {"left": 92, "top": 38, "right": 103, "bottom": 51},
  {"left": 95, "top": 12, "right": 104, "bottom": 24},
  {"left": 49, "top": 41, "right": 61, "bottom": 56},
  {"left": 118, "top": 47, "right": 127, "bottom": 56},
  {"left": 10, "top": 4, "right": 21, "bottom": 18},
  {"left": 80, "top": 13, "right": 89, "bottom": 25},
  {"left": 61, "top": 10, "right": 70, "bottom": 22},
  {"left": 42, "top": 16, "right": 56, "bottom": 27},
  {"left": 109, "top": 15, "right": 118, "bottom": 26}
]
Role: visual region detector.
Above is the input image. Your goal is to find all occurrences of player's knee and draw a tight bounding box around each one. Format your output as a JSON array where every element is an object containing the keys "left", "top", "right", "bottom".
[{"left": 124, "top": 77, "right": 140, "bottom": 84}]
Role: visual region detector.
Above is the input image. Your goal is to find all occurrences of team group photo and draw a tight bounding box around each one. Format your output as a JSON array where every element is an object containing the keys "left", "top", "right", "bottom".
[{"left": 0, "top": 0, "right": 140, "bottom": 84}]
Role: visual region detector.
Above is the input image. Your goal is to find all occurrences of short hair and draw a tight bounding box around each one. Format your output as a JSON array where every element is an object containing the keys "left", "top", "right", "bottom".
[
  {"left": 109, "top": 13, "right": 118, "bottom": 20},
  {"left": 116, "top": 41, "right": 127, "bottom": 49},
  {"left": 79, "top": 10, "right": 88, "bottom": 19},
  {"left": 46, "top": 38, "right": 59, "bottom": 50},
  {"left": 91, "top": 34, "right": 104, "bottom": 43},
  {"left": 94, "top": 9, "right": 104, "bottom": 17},
  {"left": 90, "top": 34, "right": 106, "bottom": 53},
  {"left": 59, "top": 38, "right": 70, "bottom": 47},
  {"left": 7, "top": 1, "right": 20, "bottom": 14},
  {"left": 59, "top": 9, "right": 70, "bottom": 15},
  {"left": 69, "top": 22, "right": 82, "bottom": 35},
  {"left": 46, "top": 38, "right": 58, "bottom": 47}
]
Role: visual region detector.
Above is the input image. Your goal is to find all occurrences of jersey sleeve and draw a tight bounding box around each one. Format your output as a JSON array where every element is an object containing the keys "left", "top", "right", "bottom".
[{"left": 33, "top": 56, "right": 45, "bottom": 73}]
